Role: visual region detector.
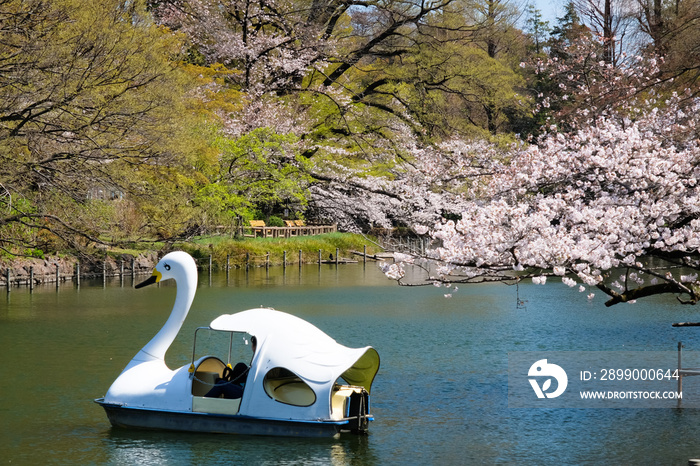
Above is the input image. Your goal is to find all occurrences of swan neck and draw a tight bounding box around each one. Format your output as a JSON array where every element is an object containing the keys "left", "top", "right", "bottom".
[{"left": 136, "top": 275, "right": 196, "bottom": 362}]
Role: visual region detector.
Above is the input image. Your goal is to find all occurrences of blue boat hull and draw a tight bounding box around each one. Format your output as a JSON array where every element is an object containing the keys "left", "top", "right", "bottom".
[{"left": 95, "top": 399, "right": 345, "bottom": 438}]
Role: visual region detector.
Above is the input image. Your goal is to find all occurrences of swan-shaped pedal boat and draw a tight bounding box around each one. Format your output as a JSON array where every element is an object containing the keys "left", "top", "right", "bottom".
[{"left": 95, "top": 251, "right": 379, "bottom": 437}]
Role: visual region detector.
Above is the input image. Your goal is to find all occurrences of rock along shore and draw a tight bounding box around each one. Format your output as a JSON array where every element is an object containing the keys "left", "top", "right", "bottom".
[{"left": 0, "top": 253, "right": 159, "bottom": 287}]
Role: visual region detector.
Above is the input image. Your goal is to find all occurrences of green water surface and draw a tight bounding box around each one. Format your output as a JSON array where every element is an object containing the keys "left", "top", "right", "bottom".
[{"left": 3, "top": 263, "right": 700, "bottom": 465}]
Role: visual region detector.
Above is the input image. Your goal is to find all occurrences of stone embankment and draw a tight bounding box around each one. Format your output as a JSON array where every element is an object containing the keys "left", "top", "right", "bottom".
[{"left": 0, "top": 253, "right": 159, "bottom": 287}]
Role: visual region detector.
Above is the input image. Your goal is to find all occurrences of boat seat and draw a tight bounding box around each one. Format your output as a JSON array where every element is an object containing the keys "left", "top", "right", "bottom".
[
  {"left": 264, "top": 376, "right": 316, "bottom": 406},
  {"left": 331, "top": 385, "right": 364, "bottom": 420},
  {"left": 192, "top": 356, "right": 226, "bottom": 396}
]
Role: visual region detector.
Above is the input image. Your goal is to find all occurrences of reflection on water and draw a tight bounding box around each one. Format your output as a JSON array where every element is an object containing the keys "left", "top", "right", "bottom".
[
  {"left": 105, "top": 429, "right": 377, "bottom": 466},
  {"left": 4, "top": 262, "right": 700, "bottom": 464}
]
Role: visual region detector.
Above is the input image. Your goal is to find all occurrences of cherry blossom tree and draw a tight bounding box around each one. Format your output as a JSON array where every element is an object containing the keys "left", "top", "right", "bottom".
[
  {"left": 152, "top": 0, "right": 328, "bottom": 94},
  {"left": 523, "top": 31, "right": 668, "bottom": 132},
  {"left": 305, "top": 127, "right": 508, "bottom": 231},
  {"left": 389, "top": 92, "right": 700, "bottom": 306}
]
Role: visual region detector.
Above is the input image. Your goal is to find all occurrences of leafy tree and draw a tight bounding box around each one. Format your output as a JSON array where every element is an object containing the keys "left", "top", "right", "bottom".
[
  {"left": 524, "top": 4, "right": 551, "bottom": 55},
  {"left": 155, "top": 0, "right": 535, "bottom": 143},
  {"left": 466, "top": 0, "right": 522, "bottom": 59},
  {"left": 549, "top": 1, "right": 591, "bottom": 55},
  {"left": 199, "top": 128, "right": 312, "bottom": 224},
  {"left": 0, "top": 0, "right": 193, "bottom": 254}
]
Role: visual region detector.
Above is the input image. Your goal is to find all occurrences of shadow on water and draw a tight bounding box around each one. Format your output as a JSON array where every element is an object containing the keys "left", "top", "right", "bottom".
[{"left": 104, "top": 428, "right": 379, "bottom": 466}]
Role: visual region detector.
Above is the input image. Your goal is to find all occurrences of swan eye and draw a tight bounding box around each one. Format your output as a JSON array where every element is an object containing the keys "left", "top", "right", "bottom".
[{"left": 164, "top": 263, "right": 171, "bottom": 271}]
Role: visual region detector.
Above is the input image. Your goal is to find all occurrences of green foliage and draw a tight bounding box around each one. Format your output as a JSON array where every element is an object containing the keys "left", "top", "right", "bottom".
[
  {"left": 12, "top": 0, "right": 691, "bottom": 263},
  {"left": 22, "top": 248, "right": 45, "bottom": 259},
  {"left": 525, "top": 4, "right": 551, "bottom": 55},
  {"left": 0, "top": 0, "right": 196, "bottom": 254},
  {"left": 268, "top": 216, "right": 284, "bottom": 227},
  {"left": 297, "top": 5, "right": 535, "bottom": 152},
  {"left": 213, "top": 127, "right": 312, "bottom": 216}
]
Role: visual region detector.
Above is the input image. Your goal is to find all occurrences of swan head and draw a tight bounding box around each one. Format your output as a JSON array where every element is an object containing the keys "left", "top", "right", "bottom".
[{"left": 136, "top": 251, "right": 198, "bottom": 289}]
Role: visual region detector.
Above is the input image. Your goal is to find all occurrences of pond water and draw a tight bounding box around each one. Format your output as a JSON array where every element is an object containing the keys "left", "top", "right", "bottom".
[{"left": 3, "top": 262, "right": 700, "bottom": 464}]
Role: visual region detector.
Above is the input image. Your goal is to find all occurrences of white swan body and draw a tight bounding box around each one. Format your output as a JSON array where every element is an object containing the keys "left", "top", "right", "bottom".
[
  {"left": 103, "top": 251, "right": 197, "bottom": 410},
  {"left": 98, "top": 250, "right": 380, "bottom": 436}
]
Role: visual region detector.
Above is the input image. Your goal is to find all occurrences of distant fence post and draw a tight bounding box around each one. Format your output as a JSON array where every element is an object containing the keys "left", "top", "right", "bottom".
[
  {"left": 5, "top": 268, "right": 9, "bottom": 292},
  {"left": 283, "top": 251, "right": 287, "bottom": 269},
  {"left": 29, "top": 266, "right": 34, "bottom": 291},
  {"left": 55, "top": 263, "right": 60, "bottom": 288},
  {"left": 318, "top": 249, "right": 321, "bottom": 265},
  {"left": 75, "top": 263, "right": 80, "bottom": 287},
  {"left": 299, "top": 250, "right": 302, "bottom": 266}
]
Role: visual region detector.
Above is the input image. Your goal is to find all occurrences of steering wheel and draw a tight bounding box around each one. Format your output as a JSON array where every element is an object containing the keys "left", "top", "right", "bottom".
[{"left": 222, "top": 366, "right": 233, "bottom": 382}]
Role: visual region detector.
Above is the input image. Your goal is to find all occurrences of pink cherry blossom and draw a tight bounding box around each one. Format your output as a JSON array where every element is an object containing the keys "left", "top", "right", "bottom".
[{"left": 412, "top": 94, "right": 700, "bottom": 306}]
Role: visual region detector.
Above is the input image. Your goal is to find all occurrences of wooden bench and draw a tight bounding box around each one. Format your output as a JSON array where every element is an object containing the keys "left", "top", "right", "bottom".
[
  {"left": 245, "top": 219, "right": 337, "bottom": 238},
  {"left": 249, "top": 220, "right": 272, "bottom": 238},
  {"left": 283, "top": 220, "right": 298, "bottom": 237}
]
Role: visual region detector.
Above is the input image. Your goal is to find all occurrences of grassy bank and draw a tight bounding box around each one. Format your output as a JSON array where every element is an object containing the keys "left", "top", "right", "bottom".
[
  {"left": 1, "top": 233, "right": 385, "bottom": 287},
  {"left": 174, "top": 232, "right": 383, "bottom": 268}
]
